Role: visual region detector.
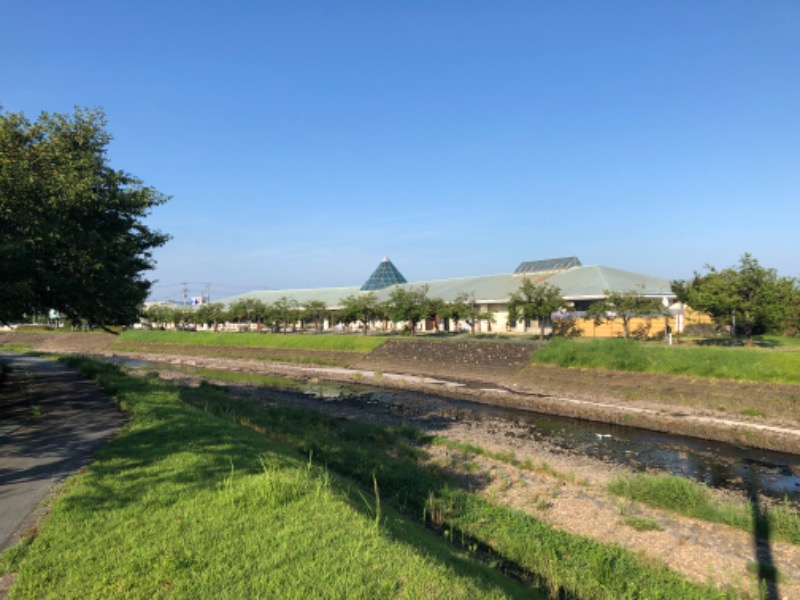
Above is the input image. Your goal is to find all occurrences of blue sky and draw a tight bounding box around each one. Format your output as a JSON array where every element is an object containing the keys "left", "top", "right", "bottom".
[{"left": 3, "top": 1, "right": 798, "bottom": 302}]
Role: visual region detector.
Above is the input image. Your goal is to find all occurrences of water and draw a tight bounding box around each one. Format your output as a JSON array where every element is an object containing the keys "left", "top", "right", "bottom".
[
  {"left": 98, "top": 355, "right": 800, "bottom": 504},
  {"left": 302, "top": 382, "right": 800, "bottom": 504}
]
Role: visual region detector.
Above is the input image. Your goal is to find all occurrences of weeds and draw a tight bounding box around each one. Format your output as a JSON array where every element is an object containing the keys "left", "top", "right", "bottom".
[
  {"left": 608, "top": 473, "right": 800, "bottom": 545},
  {"left": 624, "top": 516, "right": 663, "bottom": 532}
]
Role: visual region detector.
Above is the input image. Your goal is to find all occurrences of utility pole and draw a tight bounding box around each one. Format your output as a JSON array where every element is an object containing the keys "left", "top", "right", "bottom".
[
  {"left": 182, "top": 282, "right": 188, "bottom": 306},
  {"left": 205, "top": 282, "right": 211, "bottom": 303}
]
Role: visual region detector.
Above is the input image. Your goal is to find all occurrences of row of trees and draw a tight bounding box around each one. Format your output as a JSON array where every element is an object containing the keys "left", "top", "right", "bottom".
[
  {"left": 338, "top": 287, "right": 492, "bottom": 335},
  {"left": 142, "top": 283, "right": 669, "bottom": 341},
  {"left": 672, "top": 254, "right": 800, "bottom": 345},
  {"left": 142, "top": 286, "right": 495, "bottom": 335},
  {"left": 143, "top": 255, "right": 798, "bottom": 343}
]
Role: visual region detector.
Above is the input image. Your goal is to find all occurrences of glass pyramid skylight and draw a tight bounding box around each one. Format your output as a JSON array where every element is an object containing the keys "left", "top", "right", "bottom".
[{"left": 361, "top": 257, "right": 408, "bottom": 291}]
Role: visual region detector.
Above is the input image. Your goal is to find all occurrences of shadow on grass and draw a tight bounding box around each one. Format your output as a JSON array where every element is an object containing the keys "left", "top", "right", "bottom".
[
  {"left": 52, "top": 359, "right": 536, "bottom": 598},
  {"left": 694, "top": 338, "right": 781, "bottom": 349},
  {"left": 173, "top": 383, "right": 549, "bottom": 598},
  {"left": 746, "top": 470, "right": 780, "bottom": 600}
]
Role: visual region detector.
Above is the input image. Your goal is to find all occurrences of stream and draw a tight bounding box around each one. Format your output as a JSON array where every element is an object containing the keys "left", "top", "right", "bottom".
[
  {"left": 301, "top": 382, "right": 800, "bottom": 505},
  {"left": 105, "top": 355, "right": 800, "bottom": 505}
]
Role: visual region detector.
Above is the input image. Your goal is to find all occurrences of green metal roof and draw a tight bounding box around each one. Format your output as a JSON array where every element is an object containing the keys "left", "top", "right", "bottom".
[{"left": 217, "top": 264, "right": 674, "bottom": 308}]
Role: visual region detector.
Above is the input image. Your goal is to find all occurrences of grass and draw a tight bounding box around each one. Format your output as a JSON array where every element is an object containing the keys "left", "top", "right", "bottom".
[
  {"left": 113, "top": 343, "right": 352, "bottom": 367},
  {"left": 118, "top": 330, "right": 387, "bottom": 352},
  {"left": 0, "top": 343, "right": 34, "bottom": 353},
  {"left": 154, "top": 371, "right": 737, "bottom": 598},
  {"left": 532, "top": 338, "right": 800, "bottom": 385},
  {"left": 0, "top": 359, "right": 526, "bottom": 599},
  {"left": 607, "top": 473, "right": 800, "bottom": 546},
  {"left": 167, "top": 366, "right": 303, "bottom": 389},
  {"left": 1, "top": 357, "right": 742, "bottom": 598},
  {"left": 624, "top": 516, "right": 663, "bottom": 532}
]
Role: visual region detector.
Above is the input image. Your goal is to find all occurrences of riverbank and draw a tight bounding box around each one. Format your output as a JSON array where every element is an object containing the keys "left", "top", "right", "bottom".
[
  {"left": 141, "top": 360, "right": 800, "bottom": 597},
  {"left": 4, "top": 333, "right": 800, "bottom": 596},
  {"left": 2, "top": 332, "right": 799, "bottom": 454}
]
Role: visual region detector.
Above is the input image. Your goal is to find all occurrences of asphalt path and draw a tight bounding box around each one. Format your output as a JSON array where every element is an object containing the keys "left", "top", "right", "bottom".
[{"left": 0, "top": 353, "right": 127, "bottom": 552}]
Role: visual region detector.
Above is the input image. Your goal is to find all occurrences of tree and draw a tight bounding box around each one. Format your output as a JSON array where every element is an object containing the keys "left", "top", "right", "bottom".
[
  {"left": 272, "top": 296, "right": 300, "bottom": 333},
  {"left": 339, "top": 293, "right": 379, "bottom": 335},
  {"left": 584, "top": 289, "right": 663, "bottom": 339},
  {"left": 170, "top": 307, "right": 192, "bottom": 331},
  {"left": 228, "top": 298, "right": 265, "bottom": 331},
  {"left": 302, "top": 300, "right": 329, "bottom": 332},
  {"left": 387, "top": 285, "right": 440, "bottom": 335},
  {"left": 447, "top": 293, "right": 494, "bottom": 335},
  {"left": 672, "top": 254, "right": 797, "bottom": 345},
  {"left": 194, "top": 302, "right": 226, "bottom": 331},
  {"left": 142, "top": 304, "right": 174, "bottom": 329},
  {"left": 507, "top": 279, "right": 564, "bottom": 340},
  {"left": 0, "top": 107, "right": 170, "bottom": 327}
]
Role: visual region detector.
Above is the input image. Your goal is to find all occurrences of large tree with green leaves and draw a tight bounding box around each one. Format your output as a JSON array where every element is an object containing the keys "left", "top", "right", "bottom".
[
  {"left": 228, "top": 298, "right": 266, "bottom": 331},
  {"left": 339, "top": 293, "right": 379, "bottom": 335},
  {"left": 194, "top": 302, "right": 227, "bottom": 331},
  {"left": 507, "top": 279, "right": 564, "bottom": 340},
  {"left": 446, "top": 292, "right": 494, "bottom": 335},
  {"left": 0, "top": 107, "right": 170, "bottom": 328},
  {"left": 387, "top": 285, "right": 441, "bottom": 335},
  {"left": 584, "top": 289, "right": 663, "bottom": 339},
  {"left": 672, "top": 254, "right": 797, "bottom": 345},
  {"left": 272, "top": 296, "right": 300, "bottom": 333},
  {"left": 302, "top": 300, "right": 329, "bottom": 332}
]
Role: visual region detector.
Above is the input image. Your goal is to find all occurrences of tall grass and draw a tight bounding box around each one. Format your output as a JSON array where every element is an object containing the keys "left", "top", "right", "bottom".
[
  {"left": 119, "top": 330, "right": 387, "bottom": 352},
  {"left": 608, "top": 474, "right": 800, "bottom": 546},
  {"left": 1, "top": 358, "right": 526, "bottom": 599},
  {"left": 533, "top": 338, "right": 800, "bottom": 385},
  {"left": 177, "top": 374, "right": 740, "bottom": 598}
]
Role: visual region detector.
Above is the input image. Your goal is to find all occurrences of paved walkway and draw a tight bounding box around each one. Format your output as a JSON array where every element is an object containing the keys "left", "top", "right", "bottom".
[{"left": 0, "top": 353, "right": 128, "bottom": 552}]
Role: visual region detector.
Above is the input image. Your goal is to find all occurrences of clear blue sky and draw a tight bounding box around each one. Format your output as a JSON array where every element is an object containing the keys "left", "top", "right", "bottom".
[{"left": 3, "top": 1, "right": 798, "bottom": 302}]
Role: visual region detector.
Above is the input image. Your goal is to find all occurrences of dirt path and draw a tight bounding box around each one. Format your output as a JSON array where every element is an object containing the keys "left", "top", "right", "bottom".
[{"left": 0, "top": 353, "right": 128, "bottom": 597}]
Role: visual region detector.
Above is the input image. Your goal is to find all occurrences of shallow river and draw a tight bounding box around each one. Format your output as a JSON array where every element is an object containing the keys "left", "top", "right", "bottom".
[
  {"left": 107, "top": 356, "right": 800, "bottom": 505},
  {"left": 303, "top": 382, "right": 800, "bottom": 505}
]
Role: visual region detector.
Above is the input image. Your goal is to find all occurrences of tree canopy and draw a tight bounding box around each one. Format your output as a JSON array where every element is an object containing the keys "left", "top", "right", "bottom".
[
  {"left": 0, "top": 107, "right": 170, "bottom": 327},
  {"left": 507, "top": 279, "right": 564, "bottom": 339},
  {"left": 584, "top": 288, "right": 664, "bottom": 339},
  {"left": 339, "top": 293, "right": 379, "bottom": 335},
  {"left": 672, "top": 254, "right": 798, "bottom": 344},
  {"left": 387, "top": 285, "right": 441, "bottom": 335}
]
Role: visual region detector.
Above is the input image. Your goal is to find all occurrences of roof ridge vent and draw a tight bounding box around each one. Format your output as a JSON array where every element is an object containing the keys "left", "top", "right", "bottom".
[{"left": 514, "top": 256, "right": 581, "bottom": 275}]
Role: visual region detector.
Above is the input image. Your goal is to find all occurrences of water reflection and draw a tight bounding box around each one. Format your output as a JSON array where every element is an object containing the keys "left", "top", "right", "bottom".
[{"left": 301, "top": 382, "right": 800, "bottom": 505}]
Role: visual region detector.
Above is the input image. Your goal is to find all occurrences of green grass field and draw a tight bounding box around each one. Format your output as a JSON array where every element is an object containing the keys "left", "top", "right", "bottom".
[
  {"left": 118, "top": 330, "right": 388, "bottom": 352},
  {"left": 0, "top": 357, "right": 743, "bottom": 599},
  {"left": 0, "top": 359, "right": 527, "bottom": 599},
  {"left": 532, "top": 338, "right": 800, "bottom": 385}
]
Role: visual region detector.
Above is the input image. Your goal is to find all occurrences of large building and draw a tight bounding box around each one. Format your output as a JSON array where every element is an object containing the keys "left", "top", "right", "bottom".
[{"left": 218, "top": 256, "right": 685, "bottom": 336}]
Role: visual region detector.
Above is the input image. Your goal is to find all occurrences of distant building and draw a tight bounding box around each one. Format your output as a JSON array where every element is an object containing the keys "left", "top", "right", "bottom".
[{"left": 217, "top": 256, "right": 681, "bottom": 337}]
